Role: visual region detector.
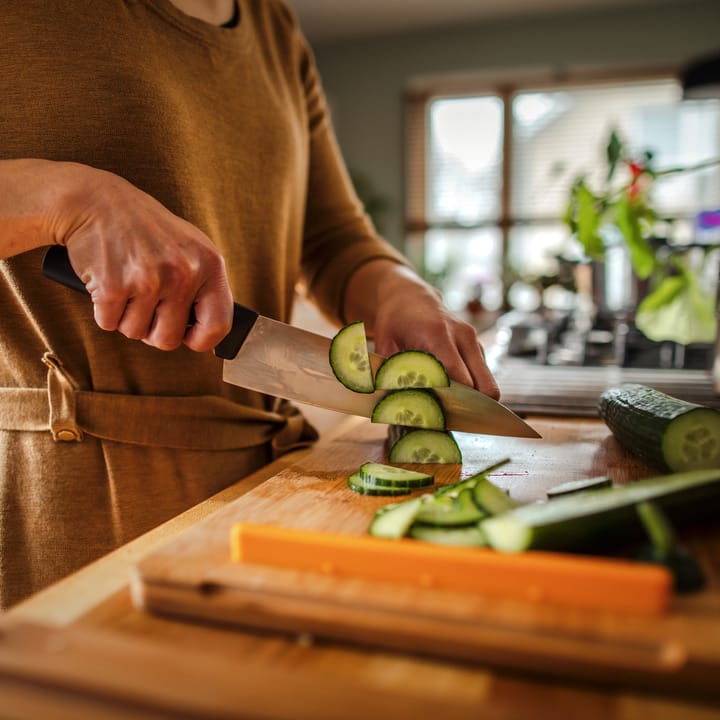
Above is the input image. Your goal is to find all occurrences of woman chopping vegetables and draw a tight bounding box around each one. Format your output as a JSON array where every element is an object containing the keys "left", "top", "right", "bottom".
[{"left": 0, "top": 0, "right": 499, "bottom": 609}]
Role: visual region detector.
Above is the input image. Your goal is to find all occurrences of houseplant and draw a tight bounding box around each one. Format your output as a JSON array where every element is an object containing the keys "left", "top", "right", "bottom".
[{"left": 564, "top": 130, "right": 719, "bottom": 347}]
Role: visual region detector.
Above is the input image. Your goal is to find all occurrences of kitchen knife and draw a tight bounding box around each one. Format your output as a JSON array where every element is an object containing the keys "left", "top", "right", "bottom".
[{"left": 42, "top": 246, "right": 540, "bottom": 438}]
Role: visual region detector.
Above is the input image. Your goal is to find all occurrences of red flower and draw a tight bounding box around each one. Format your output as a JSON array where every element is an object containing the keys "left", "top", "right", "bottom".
[{"left": 626, "top": 160, "right": 646, "bottom": 201}]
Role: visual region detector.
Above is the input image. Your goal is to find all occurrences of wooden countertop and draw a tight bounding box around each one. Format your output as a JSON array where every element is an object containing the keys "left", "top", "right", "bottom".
[{"left": 3, "top": 414, "right": 720, "bottom": 720}]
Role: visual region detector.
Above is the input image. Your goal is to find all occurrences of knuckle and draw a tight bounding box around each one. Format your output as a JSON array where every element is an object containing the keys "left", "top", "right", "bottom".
[
  {"left": 153, "top": 336, "right": 183, "bottom": 351},
  {"left": 183, "top": 335, "right": 215, "bottom": 353},
  {"left": 117, "top": 322, "right": 146, "bottom": 341},
  {"left": 91, "top": 284, "right": 125, "bottom": 307}
]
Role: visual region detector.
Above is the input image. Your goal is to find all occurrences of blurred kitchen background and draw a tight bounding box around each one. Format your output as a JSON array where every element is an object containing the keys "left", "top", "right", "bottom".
[{"left": 287, "top": 0, "right": 720, "bottom": 418}]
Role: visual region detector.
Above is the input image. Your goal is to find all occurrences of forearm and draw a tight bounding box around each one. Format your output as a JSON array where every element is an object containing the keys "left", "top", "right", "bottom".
[{"left": 0, "top": 158, "right": 73, "bottom": 258}]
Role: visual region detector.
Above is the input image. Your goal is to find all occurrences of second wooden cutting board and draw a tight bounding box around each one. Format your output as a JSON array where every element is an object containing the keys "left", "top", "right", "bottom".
[{"left": 132, "top": 417, "right": 720, "bottom": 699}]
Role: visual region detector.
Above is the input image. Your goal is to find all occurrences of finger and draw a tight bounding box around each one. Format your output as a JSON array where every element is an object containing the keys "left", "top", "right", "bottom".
[
  {"left": 143, "top": 297, "right": 195, "bottom": 351},
  {"left": 89, "top": 286, "right": 133, "bottom": 333},
  {"left": 82, "top": 271, "right": 126, "bottom": 332},
  {"left": 182, "top": 284, "right": 234, "bottom": 353},
  {"left": 373, "top": 336, "right": 401, "bottom": 358},
  {"left": 91, "top": 296, "right": 127, "bottom": 332},
  {"left": 458, "top": 334, "right": 500, "bottom": 399},
  {"left": 436, "top": 347, "right": 475, "bottom": 388},
  {"left": 116, "top": 296, "right": 161, "bottom": 340}
]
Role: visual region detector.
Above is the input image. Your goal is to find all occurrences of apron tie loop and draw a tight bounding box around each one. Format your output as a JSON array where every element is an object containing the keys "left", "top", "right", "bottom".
[{"left": 42, "top": 352, "right": 84, "bottom": 442}]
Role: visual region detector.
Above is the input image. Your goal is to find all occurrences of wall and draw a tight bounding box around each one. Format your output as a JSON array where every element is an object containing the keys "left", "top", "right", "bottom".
[{"left": 308, "top": 0, "right": 720, "bottom": 252}]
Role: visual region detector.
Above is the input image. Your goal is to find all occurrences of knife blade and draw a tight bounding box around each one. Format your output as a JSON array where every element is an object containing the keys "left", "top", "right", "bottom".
[{"left": 42, "top": 246, "right": 540, "bottom": 438}]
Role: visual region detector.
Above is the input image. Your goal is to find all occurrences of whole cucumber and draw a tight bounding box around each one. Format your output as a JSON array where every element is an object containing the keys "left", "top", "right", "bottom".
[{"left": 598, "top": 384, "right": 720, "bottom": 472}]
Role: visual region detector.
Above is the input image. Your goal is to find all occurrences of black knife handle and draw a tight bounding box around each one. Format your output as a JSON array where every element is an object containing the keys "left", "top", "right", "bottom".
[{"left": 41, "top": 245, "right": 257, "bottom": 360}]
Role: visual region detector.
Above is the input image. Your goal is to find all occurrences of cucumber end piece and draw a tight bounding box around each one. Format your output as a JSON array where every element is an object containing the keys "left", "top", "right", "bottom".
[{"left": 662, "top": 409, "right": 720, "bottom": 472}]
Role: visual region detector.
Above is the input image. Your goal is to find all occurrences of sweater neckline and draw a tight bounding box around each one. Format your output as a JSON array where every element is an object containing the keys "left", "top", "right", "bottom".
[{"left": 140, "top": 0, "right": 250, "bottom": 50}]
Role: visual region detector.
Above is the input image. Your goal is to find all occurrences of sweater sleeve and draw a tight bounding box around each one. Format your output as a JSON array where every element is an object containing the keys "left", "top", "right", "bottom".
[{"left": 295, "top": 33, "right": 409, "bottom": 326}]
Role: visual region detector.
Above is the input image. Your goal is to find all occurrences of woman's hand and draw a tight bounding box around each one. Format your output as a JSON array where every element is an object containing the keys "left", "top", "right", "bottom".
[
  {"left": 50, "top": 162, "right": 234, "bottom": 352},
  {"left": 343, "top": 259, "right": 500, "bottom": 399}
]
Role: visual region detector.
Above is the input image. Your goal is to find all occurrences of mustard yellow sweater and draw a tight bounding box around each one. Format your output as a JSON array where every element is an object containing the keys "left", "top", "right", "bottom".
[{"left": 0, "top": 0, "right": 404, "bottom": 607}]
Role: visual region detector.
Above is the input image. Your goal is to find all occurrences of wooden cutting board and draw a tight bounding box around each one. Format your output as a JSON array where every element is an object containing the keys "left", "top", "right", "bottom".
[{"left": 133, "top": 417, "right": 720, "bottom": 699}]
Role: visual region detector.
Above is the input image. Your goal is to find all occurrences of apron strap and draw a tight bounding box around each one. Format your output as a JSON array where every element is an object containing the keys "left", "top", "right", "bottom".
[{"left": 0, "top": 353, "right": 318, "bottom": 454}]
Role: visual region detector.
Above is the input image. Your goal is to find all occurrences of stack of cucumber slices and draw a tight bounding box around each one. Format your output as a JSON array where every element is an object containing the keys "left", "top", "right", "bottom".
[
  {"left": 329, "top": 321, "right": 450, "bottom": 433},
  {"left": 330, "top": 322, "right": 462, "bottom": 496},
  {"left": 347, "top": 462, "right": 434, "bottom": 497}
]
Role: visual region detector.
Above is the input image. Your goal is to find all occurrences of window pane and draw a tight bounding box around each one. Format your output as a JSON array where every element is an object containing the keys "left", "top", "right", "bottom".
[
  {"left": 427, "top": 96, "right": 503, "bottom": 224},
  {"left": 511, "top": 81, "right": 720, "bottom": 220},
  {"left": 420, "top": 228, "right": 503, "bottom": 314},
  {"left": 507, "top": 223, "right": 569, "bottom": 279}
]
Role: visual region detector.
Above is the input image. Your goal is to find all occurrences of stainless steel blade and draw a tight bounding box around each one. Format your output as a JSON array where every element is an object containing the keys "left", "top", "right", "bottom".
[{"left": 222, "top": 317, "right": 540, "bottom": 438}]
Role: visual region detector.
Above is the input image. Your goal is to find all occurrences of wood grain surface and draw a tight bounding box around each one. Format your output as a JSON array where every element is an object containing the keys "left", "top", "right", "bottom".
[{"left": 132, "top": 417, "right": 720, "bottom": 698}]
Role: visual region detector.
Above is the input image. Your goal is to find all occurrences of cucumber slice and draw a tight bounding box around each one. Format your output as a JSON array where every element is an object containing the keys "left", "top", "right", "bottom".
[
  {"left": 347, "top": 472, "right": 413, "bottom": 497},
  {"left": 472, "top": 478, "right": 517, "bottom": 515},
  {"left": 371, "top": 389, "right": 446, "bottom": 430},
  {"left": 359, "top": 462, "right": 433, "bottom": 488},
  {"left": 599, "top": 384, "right": 720, "bottom": 472},
  {"left": 368, "top": 496, "right": 424, "bottom": 538},
  {"left": 481, "top": 467, "right": 720, "bottom": 553},
  {"left": 388, "top": 429, "right": 462, "bottom": 464},
  {"left": 329, "top": 322, "right": 374, "bottom": 393},
  {"left": 414, "top": 487, "right": 487, "bottom": 526},
  {"left": 546, "top": 476, "right": 612, "bottom": 498},
  {"left": 374, "top": 350, "right": 450, "bottom": 390},
  {"left": 409, "top": 523, "right": 487, "bottom": 547}
]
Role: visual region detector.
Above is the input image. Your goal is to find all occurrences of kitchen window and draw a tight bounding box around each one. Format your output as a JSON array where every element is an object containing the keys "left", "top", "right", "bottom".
[{"left": 404, "top": 74, "right": 720, "bottom": 322}]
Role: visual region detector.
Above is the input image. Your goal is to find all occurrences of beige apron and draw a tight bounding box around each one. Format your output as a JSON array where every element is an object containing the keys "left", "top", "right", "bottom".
[{"left": 0, "top": 352, "right": 317, "bottom": 608}]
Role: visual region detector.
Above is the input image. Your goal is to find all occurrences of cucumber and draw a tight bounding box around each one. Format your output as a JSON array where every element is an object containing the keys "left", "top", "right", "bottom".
[
  {"left": 409, "top": 523, "right": 487, "bottom": 547},
  {"left": 358, "top": 462, "right": 434, "bottom": 488},
  {"left": 546, "top": 476, "right": 612, "bottom": 498},
  {"left": 347, "top": 472, "right": 415, "bottom": 496},
  {"left": 472, "top": 477, "right": 517, "bottom": 515},
  {"left": 371, "top": 389, "right": 446, "bottom": 430},
  {"left": 388, "top": 429, "right": 462, "bottom": 464},
  {"left": 368, "top": 497, "right": 424, "bottom": 538},
  {"left": 374, "top": 350, "right": 450, "bottom": 390},
  {"left": 481, "top": 467, "right": 720, "bottom": 553},
  {"left": 329, "top": 322, "right": 374, "bottom": 393},
  {"left": 414, "top": 487, "right": 487, "bottom": 526},
  {"left": 599, "top": 383, "right": 720, "bottom": 472}
]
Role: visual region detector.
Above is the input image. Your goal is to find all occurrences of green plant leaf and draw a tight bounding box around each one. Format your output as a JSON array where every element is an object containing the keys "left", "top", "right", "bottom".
[
  {"left": 636, "top": 269, "right": 717, "bottom": 345},
  {"left": 614, "top": 195, "right": 656, "bottom": 279},
  {"left": 606, "top": 130, "right": 623, "bottom": 182},
  {"left": 574, "top": 182, "right": 604, "bottom": 259}
]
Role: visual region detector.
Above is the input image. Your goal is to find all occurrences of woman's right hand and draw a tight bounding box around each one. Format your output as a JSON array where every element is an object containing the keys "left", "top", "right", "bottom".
[{"left": 45, "top": 162, "right": 234, "bottom": 353}]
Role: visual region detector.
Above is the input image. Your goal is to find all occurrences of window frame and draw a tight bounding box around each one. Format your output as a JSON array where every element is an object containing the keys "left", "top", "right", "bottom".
[{"left": 403, "top": 65, "right": 683, "bottom": 286}]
